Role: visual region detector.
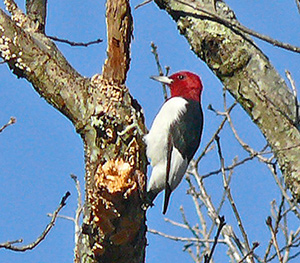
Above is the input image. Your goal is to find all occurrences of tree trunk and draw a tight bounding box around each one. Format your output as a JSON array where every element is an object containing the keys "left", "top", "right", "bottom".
[
  {"left": 154, "top": 0, "right": 300, "bottom": 199},
  {"left": 0, "top": 0, "right": 147, "bottom": 262}
]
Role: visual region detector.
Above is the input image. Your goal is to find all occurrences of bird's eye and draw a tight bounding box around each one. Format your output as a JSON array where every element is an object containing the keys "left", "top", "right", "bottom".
[{"left": 178, "top": 75, "right": 185, "bottom": 80}]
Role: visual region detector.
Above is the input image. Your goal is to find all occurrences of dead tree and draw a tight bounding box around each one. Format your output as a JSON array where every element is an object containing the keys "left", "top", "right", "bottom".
[{"left": 0, "top": 0, "right": 147, "bottom": 262}]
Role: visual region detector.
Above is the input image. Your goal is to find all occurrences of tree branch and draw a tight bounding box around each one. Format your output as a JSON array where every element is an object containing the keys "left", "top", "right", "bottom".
[
  {"left": 0, "top": 8, "right": 92, "bottom": 131},
  {"left": 0, "top": 192, "right": 70, "bottom": 252},
  {"left": 0, "top": 117, "right": 16, "bottom": 133},
  {"left": 215, "top": 135, "right": 254, "bottom": 262},
  {"left": 148, "top": 228, "right": 225, "bottom": 244},
  {"left": 150, "top": 42, "right": 169, "bottom": 100},
  {"left": 102, "top": 0, "right": 133, "bottom": 84},
  {"left": 48, "top": 36, "right": 103, "bottom": 47},
  {"left": 204, "top": 216, "right": 226, "bottom": 263},
  {"left": 266, "top": 216, "right": 283, "bottom": 262}
]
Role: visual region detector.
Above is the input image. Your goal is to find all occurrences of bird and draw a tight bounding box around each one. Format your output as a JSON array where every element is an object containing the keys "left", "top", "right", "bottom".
[{"left": 145, "top": 71, "right": 204, "bottom": 214}]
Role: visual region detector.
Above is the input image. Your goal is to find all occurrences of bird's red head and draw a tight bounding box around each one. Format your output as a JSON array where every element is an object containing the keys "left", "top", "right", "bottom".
[
  {"left": 151, "top": 71, "right": 203, "bottom": 102},
  {"left": 168, "top": 71, "right": 203, "bottom": 101}
]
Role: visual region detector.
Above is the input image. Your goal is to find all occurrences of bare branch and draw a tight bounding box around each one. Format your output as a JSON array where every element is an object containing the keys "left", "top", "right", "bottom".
[
  {"left": 47, "top": 213, "right": 74, "bottom": 221},
  {"left": 102, "top": 0, "right": 133, "bottom": 84},
  {"left": 150, "top": 42, "right": 168, "bottom": 100},
  {"left": 238, "top": 242, "right": 260, "bottom": 263},
  {"left": 204, "top": 216, "right": 226, "bottom": 263},
  {"left": 70, "top": 174, "right": 83, "bottom": 263},
  {"left": 268, "top": 164, "right": 300, "bottom": 220},
  {"left": 148, "top": 228, "right": 225, "bottom": 244},
  {"left": 164, "top": 217, "right": 189, "bottom": 230},
  {"left": 0, "top": 192, "right": 70, "bottom": 251},
  {"left": 195, "top": 102, "right": 237, "bottom": 165},
  {"left": 266, "top": 216, "right": 283, "bottom": 262},
  {"left": 180, "top": 206, "right": 199, "bottom": 239},
  {"left": 201, "top": 151, "right": 263, "bottom": 179},
  {"left": 186, "top": 175, "right": 208, "bottom": 237},
  {"left": 47, "top": 36, "right": 103, "bottom": 47},
  {"left": 0, "top": 117, "right": 16, "bottom": 133},
  {"left": 215, "top": 135, "right": 254, "bottom": 262},
  {"left": 264, "top": 196, "right": 285, "bottom": 262},
  {"left": 135, "top": 0, "right": 153, "bottom": 9}
]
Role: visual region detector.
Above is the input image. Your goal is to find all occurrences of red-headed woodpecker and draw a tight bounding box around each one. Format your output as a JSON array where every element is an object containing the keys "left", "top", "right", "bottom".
[{"left": 145, "top": 71, "right": 204, "bottom": 214}]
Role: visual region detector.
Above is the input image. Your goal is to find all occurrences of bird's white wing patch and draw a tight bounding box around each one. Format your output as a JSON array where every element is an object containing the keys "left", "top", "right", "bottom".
[
  {"left": 145, "top": 97, "right": 187, "bottom": 166},
  {"left": 145, "top": 97, "right": 187, "bottom": 194}
]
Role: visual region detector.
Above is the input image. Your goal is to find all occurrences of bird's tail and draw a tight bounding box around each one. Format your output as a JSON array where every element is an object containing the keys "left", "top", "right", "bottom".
[
  {"left": 163, "top": 183, "right": 172, "bottom": 214},
  {"left": 145, "top": 189, "right": 159, "bottom": 207}
]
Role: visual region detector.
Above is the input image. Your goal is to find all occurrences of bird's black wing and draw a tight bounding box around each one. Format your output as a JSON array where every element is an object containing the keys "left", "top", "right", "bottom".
[{"left": 170, "top": 100, "right": 203, "bottom": 162}]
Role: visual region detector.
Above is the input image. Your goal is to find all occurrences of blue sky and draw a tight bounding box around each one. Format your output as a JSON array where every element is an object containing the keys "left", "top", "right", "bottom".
[{"left": 0, "top": 0, "right": 299, "bottom": 262}]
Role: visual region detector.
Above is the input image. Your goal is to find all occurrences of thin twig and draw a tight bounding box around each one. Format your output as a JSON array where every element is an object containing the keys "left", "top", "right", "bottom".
[
  {"left": 202, "top": 154, "right": 257, "bottom": 179},
  {"left": 47, "top": 36, "right": 103, "bottom": 47},
  {"left": 267, "top": 239, "right": 300, "bottom": 262},
  {"left": 47, "top": 175, "right": 83, "bottom": 263},
  {"left": 264, "top": 196, "right": 285, "bottom": 262},
  {"left": 238, "top": 242, "right": 260, "bottom": 263},
  {"left": 150, "top": 42, "right": 168, "bottom": 100},
  {"left": 0, "top": 239, "right": 23, "bottom": 246},
  {"left": 215, "top": 135, "right": 253, "bottom": 262},
  {"left": 204, "top": 216, "right": 226, "bottom": 263},
  {"left": 195, "top": 101, "right": 237, "bottom": 165},
  {"left": 47, "top": 213, "right": 74, "bottom": 221},
  {"left": 0, "top": 192, "right": 70, "bottom": 251},
  {"left": 135, "top": 0, "right": 153, "bottom": 9},
  {"left": 282, "top": 232, "right": 293, "bottom": 263},
  {"left": 266, "top": 216, "right": 283, "bottom": 262},
  {"left": 268, "top": 164, "right": 300, "bottom": 220},
  {"left": 148, "top": 228, "right": 225, "bottom": 244},
  {"left": 180, "top": 206, "right": 199, "bottom": 239},
  {"left": 164, "top": 217, "right": 189, "bottom": 230},
  {"left": 190, "top": 166, "right": 244, "bottom": 262},
  {"left": 186, "top": 175, "right": 210, "bottom": 254},
  {"left": 0, "top": 117, "right": 16, "bottom": 133},
  {"left": 70, "top": 174, "right": 83, "bottom": 262},
  {"left": 186, "top": 178, "right": 207, "bottom": 235},
  {"left": 226, "top": 110, "right": 300, "bottom": 219}
]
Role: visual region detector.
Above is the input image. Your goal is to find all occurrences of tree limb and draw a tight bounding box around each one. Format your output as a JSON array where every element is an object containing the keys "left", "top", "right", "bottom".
[
  {"left": 154, "top": 0, "right": 300, "bottom": 200},
  {"left": 204, "top": 216, "right": 226, "bottom": 263},
  {"left": 102, "top": 0, "right": 133, "bottom": 84},
  {"left": 0, "top": 117, "right": 16, "bottom": 133},
  {"left": 0, "top": 8, "right": 92, "bottom": 131},
  {"left": 48, "top": 35, "right": 103, "bottom": 47},
  {"left": 0, "top": 192, "right": 70, "bottom": 252}
]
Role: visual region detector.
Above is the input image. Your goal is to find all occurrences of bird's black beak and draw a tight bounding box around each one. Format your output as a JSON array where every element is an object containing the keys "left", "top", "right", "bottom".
[{"left": 150, "top": 75, "right": 173, "bottom": 85}]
